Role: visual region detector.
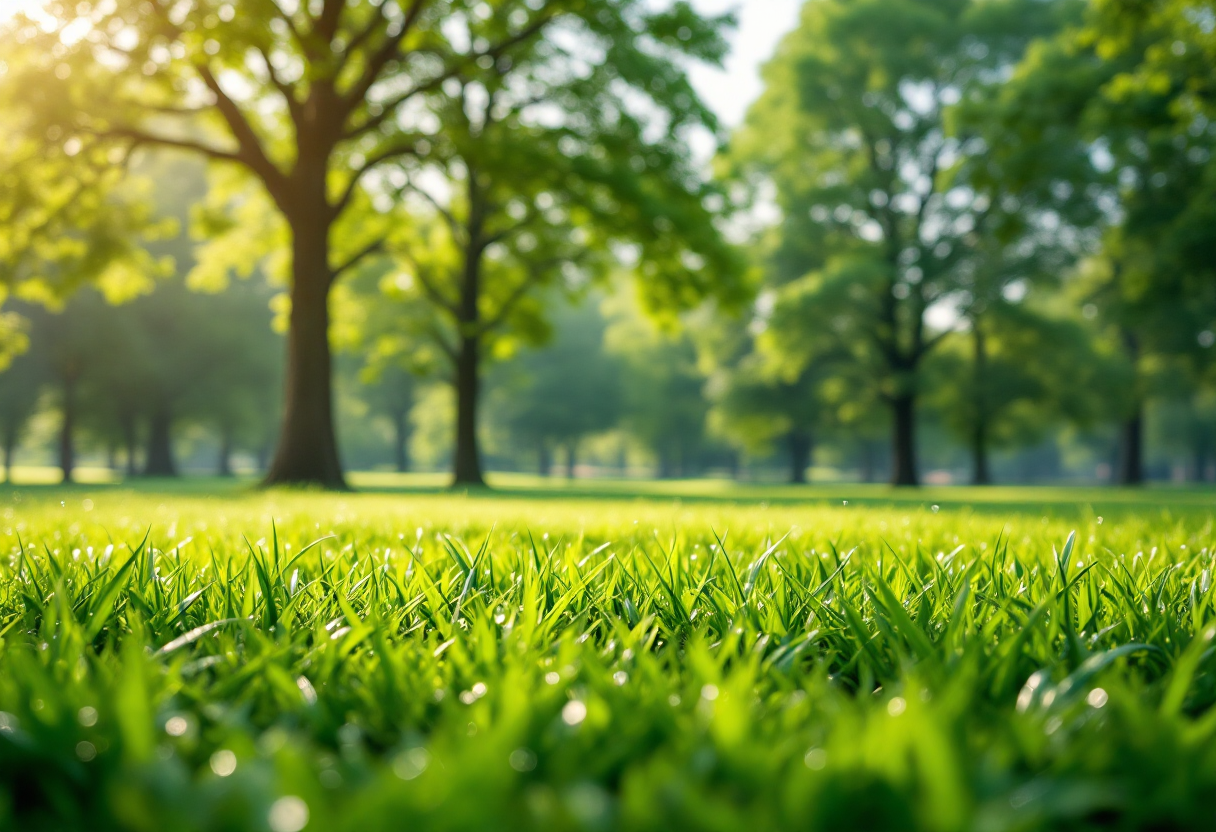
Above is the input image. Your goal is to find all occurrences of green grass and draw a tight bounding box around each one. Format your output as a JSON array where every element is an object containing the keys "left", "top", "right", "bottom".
[{"left": 0, "top": 480, "right": 1214, "bottom": 830}]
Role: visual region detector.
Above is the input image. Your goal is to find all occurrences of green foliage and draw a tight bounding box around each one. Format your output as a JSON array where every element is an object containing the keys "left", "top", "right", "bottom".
[
  {"left": 925, "top": 300, "right": 1131, "bottom": 458},
  {"left": 0, "top": 489, "right": 1215, "bottom": 829},
  {"left": 605, "top": 295, "right": 721, "bottom": 478},
  {"left": 496, "top": 298, "right": 623, "bottom": 469},
  {"left": 728, "top": 0, "right": 1076, "bottom": 485}
]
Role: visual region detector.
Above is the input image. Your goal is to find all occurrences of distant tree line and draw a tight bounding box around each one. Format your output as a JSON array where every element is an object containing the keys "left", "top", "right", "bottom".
[{"left": 0, "top": 0, "right": 1212, "bottom": 488}]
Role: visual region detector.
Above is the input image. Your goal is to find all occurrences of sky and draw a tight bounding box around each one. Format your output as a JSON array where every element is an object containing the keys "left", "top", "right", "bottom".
[{"left": 688, "top": 0, "right": 803, "bottom": 126}]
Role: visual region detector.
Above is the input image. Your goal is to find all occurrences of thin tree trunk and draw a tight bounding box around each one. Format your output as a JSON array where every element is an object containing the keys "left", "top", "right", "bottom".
[
  {"left": 1190, "top": 425, "right": 1211, "bottom": 483},
  {"left": 393, "top": 410, "right": 410, "bottom": 473},
  {"left": 2, "top": 427, "right": 15, "bottom": 483},
  {"left": 657, "top": 449, "right": 674, "bottom": 479},
  {"left": 452, "top": 334, "right": 485, "bottom": 486},
  {"left": 144, "top": 406, "right": 177, "bottom": 477},
  {"left": 890, "top": 393, "right": 919, "bottom": 487},
  {"left": 971, "top": 322, "right": 992, "bottom": 486},
  {"left": 565, "top": 441, "right": 577, "bottom": 479},
  {"left": 1117, "top": 404, "right": 1144, "bottom": 486},
  {"left": 59, "top": 378, "right": 77, "bottom": 484},
  {"left": 788, "top": 429, "right": 812, "bottom": 484},
  {"left": 122, "top": 412, "right": 138, "bottom": 478},
  {"left": 538, "top": 441, "right": 551, "bottom": 476},
  {"left": 217, "top": 428, "right": 234, "bottom": 477},
  {"left": 451, "top": 172, "right": 488, "bottom": 488},
  {"left": 860, "top": 440, "right": 876, "bottom": 483},
  {"left": 264, "top": 215, "right": 347, "bottom": 489},
  {"left": 1117, "top": 328, "right": 1143, "bottom": 486}
]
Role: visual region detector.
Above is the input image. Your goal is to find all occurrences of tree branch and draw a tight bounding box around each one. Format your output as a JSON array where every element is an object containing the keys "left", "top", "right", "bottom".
[
  {"left": 194, "top": 63, "right": 287, "bottom": 195},
  {"left": 342, "top": 10, "right": 558, "bottom": 140},
  {"left": 340, "top": 0, "right": 431, "bottom": 117},
  {"left": 331, "top": 140, "right": 422, "bottom": 218},
  {"left": 332, "top": 237, "right": 387, "bottom": 280},
  {"left": 339, "top": 1, "right": 388, "bottom": 62},
  {"left": 396, "top": 177, "right": 461, "bottom": 239},
  {"left": 477, "top": 255, "right": 569, "bottom": 336},
  {"left": 405, "top": 258, "right": 461, "bottom": 317},
  {"left": 103, "top": 127, "right": 244, "bottom": 165},
  {"left": 255, "top": 44, "right": 303, "bottom": 125}
]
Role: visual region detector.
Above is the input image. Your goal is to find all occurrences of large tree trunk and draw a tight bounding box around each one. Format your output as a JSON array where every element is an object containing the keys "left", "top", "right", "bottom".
[
  {"left": 788, "top": 429, "right": 812, "bottom": 484},
  {"left": 1117, "top": 403, "right": 1144, "bottom": 486},
  {"left": 971, "top": 323, "right": 992, "bottom": 486},
  {"left": 393, "top": 410, "right": 410, "bottom": 473},
  {"left": 452, "top": 334, "right": 486, "bottom": 486},
  {"left": 538, "top": 441, "right": 552, "bottom": 477},
  {"left": 144, "top": 406, "right": 177, "bottom": 477},
  {"left": 59, "top": 378, "right": 77, "bottom": 484},
  {"left": 264, "top": 216, "right": 347, "bottom": 489},
  {"left": 890, "top": 393, "right": 919, "bottom": 487}
]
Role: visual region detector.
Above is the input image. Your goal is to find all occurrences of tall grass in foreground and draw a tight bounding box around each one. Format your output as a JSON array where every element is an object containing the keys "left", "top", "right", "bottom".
[{"left": 0, "top": 492, "right": 1214, "bottom": 830}]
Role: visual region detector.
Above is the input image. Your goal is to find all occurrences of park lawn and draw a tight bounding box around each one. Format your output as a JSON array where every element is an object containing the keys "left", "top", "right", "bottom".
[{"left": 0, "top": 479, "right": 1214, "bottom": 831}]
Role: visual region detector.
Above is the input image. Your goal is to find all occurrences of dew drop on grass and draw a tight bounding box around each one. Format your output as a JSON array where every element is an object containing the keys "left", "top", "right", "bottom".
[
  {"left": 165, "top": 716, "right": 188, "bottom": 736},
  {"left": 509, "top": 747, "right": 537, "bottom": 772},
  {"left": 1087, "top": 688, "right": 1109, "bottom": 709},
  {"left": 562, "top": 700, "right": 587, "bottom": 725},
  {"left": 210, "top": 749, "right": 237, "bottom": 777},
  {"left": 544, "top": 672, "right": 561, "bottom": 685},
  {"left": 931, "top": 505, "right": 940, "bottom": 513},
  {"left": 78, "top": 707, "right": 98, "bottom": 727},
  {"left": 393, "top": 747, "right": 430, "bottom": 780},
  {"left": 613, "top": 671, "right": 628, "bottom": 686},
  {"left": 887, "top": 697, "right": 906, "bottom": 716},
  {"left": 268, "top": 796, "right": 309, "bottom": 832},
  {"left": 76, "top": 741, "right": 96, "bottom": 762},
  {"left": 804, "top": 748, "right": 827, "bottom": 770},
  {"left": 701, "top": 684, "right": 719, "bottom": 701}
]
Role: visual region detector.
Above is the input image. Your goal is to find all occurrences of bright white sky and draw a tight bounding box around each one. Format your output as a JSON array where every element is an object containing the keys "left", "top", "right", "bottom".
[{"left": 688, "top": 0, "right": 802, "bottom": 126}]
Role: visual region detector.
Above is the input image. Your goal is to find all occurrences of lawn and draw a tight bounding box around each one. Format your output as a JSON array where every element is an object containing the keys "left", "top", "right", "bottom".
[{"left": 1, "top": 478, "right": 1214, "bottom": 831}]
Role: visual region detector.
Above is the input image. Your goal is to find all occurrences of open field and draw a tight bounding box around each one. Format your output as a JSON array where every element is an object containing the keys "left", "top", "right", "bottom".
[{"left": 1, "top": 480, "right": 1214, "bottom": 830}]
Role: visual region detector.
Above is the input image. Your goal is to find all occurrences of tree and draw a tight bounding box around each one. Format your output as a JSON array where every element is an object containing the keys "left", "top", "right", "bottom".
[
  {"left": 359, "top": 363, "right": 419, "bottom": 474},
  {"left": 711, "top": 356, "right": 822, "bottom": 484},
  {"left": 362, "top": 1, "right": 741, "bottom": 485},
  {"left": 0, "top": 338, "right": 47, "bottom": 481},
  {"left": 731, "top": 0, "right": 1072, "bottom": 485},
  {"left": 1, "top": 0, "right": 608, "bottom": 488},
  {"left": 606, "top": 296, "right": 721, "bottom": 479},
  {"left": 497, "top": 298, "right": 622, "bottom": 477},
  {"left": 18, "top": 292, "right": 116, "bottom": 482},
  {"left": 984, "top": 0, "right": 1216, "bottom": 483},
  {"left": 925, "top": 299, "right": 1127, "bottom": 484}
]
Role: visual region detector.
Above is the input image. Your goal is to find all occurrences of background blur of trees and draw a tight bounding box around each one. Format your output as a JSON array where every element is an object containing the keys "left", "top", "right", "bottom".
[{"left": 0, "top": 0, "right": 1213, "bottom": 487}]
